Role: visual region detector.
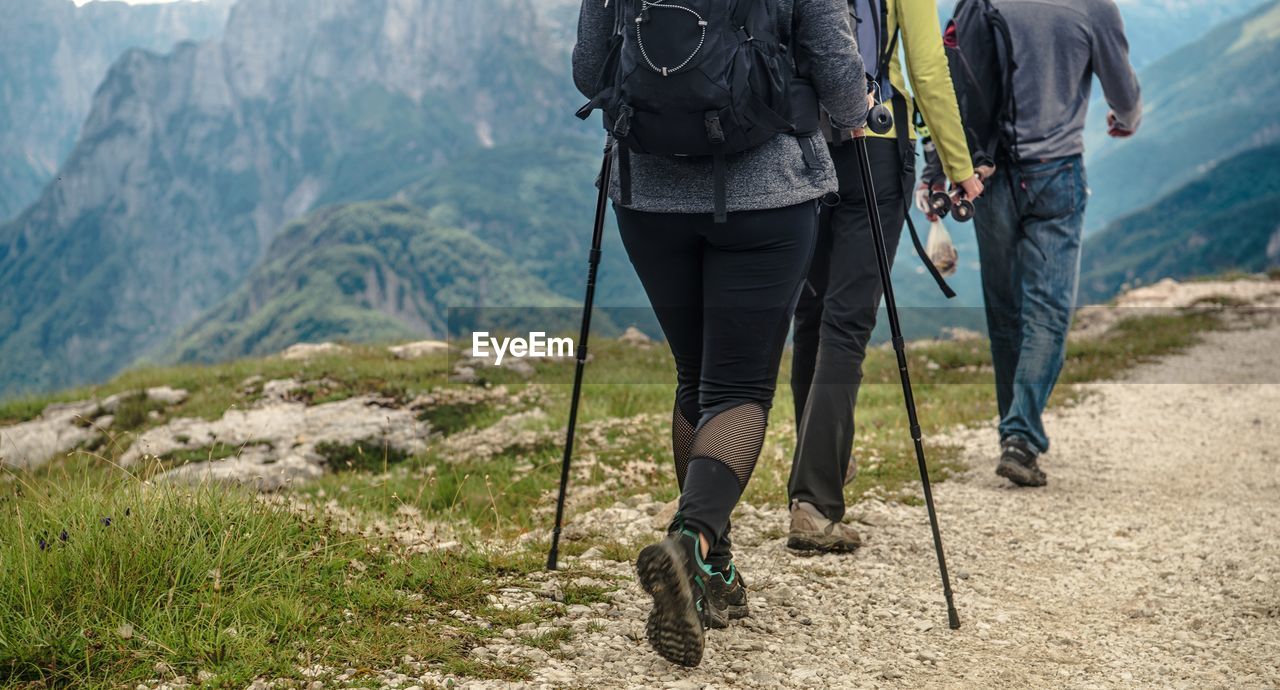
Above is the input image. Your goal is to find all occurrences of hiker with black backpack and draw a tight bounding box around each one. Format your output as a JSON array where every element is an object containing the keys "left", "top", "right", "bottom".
[
  {"left": 573, "top": 0, "right": 868, "bottom": 668},
  {"left": 786, "top": 0, "right": 983, "bottom": 554},
  {"left": 931, "top": 0, "right": 1141, "bottom": 487}
]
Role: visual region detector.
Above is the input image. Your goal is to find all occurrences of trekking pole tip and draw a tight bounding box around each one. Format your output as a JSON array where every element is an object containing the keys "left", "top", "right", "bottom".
[{"left": 947, "top": 605, "right": 961, "bottom": 630}]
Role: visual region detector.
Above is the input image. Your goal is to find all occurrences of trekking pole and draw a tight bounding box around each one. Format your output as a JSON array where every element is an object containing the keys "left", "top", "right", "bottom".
[
  {"left": 547, "top": 136, "right": 614, "bottom": 571},
  {"left": 850, "top": 131, "right": 962, "bottom": 630}
]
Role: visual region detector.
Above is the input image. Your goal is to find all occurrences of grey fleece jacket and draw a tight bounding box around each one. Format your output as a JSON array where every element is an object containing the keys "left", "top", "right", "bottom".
[
  {"left": 572, "top": 0, "right": 868, "bottom": 215},
  {"left": 995, "top": 0, "right": 1142, "bottom": 161}
]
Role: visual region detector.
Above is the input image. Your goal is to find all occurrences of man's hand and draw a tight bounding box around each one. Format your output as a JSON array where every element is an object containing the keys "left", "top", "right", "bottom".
[
  {"left": 849, "top": 92, "right": 878, "bottom": 139},
  {"left": 953, "top": 174, "right": 984, "bottom": 202},
  {"left": 1107, "top": 111, "right": 1135, "bottom": 138}
]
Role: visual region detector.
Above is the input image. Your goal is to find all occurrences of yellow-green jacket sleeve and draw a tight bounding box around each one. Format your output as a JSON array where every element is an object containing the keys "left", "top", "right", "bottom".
[{"left": 895, "top": 0, "right": 974, "bottom": 184}]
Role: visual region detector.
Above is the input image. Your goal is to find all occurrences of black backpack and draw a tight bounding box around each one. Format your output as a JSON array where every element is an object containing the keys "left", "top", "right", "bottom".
[
  {"left": 577, "top": 0, "right": 819, "bottom": 222},
  {"left": 943, "top": 0, "right": 1018, "bottom": 169}
]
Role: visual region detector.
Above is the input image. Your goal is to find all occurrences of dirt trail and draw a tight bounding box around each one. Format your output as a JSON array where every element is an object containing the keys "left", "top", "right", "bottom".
[{"left": 464, "top": 321, "right": 1280, "bottom": 689}]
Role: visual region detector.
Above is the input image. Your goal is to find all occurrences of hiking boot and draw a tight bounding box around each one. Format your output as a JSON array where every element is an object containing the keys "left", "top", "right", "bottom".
[
  {"left": 786, "top": 500, "right": 862, "bottom": 554},
  {"left": 635, "top": 529, "right": 710, "bottom": 667},
  {"left": 705, "top": 563, "right": 749, "bottom": 629},
  {"left": 995, "top": 436, "right": 1047, "bottom": 487}
]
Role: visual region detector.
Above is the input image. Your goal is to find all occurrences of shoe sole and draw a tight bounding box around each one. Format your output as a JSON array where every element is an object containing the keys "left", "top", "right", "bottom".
[
  {"left": 706, "top": 601, "right": 749, "bottom": 629},
  {"left": 996, "top": 458, "right": 1047, "bottom": 487},
  {"left": 635, "top": 541, "right": 704, "bottom": 667},
  {"left": 786, "top": 535, "right": 861, "bottom": 554}
]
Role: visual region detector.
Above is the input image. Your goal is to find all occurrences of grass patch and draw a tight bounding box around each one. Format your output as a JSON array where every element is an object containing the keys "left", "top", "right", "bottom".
[
  {"left": 417, "top": 400, "right": 492, "bottom": 436},
  {"left": 0, "top": 397, "right": 49, "bottom": 426},
  {"left": 0, "top": 345, "right": 452, "bottom": 430},
  {"left": 110, "top": 392, "right": 168, "bottom": 432},
  {"left": 560, "top": 583, "right": 613, "bottom": 607},
  {"left": 0, "top": 468, "right": 553, "bottom": 688},
  {"left": 316, "top": 439, "right": 411, "bottom": 473},
  {"left": 520, "top": 628, "right": 573, "bottom": 651}
]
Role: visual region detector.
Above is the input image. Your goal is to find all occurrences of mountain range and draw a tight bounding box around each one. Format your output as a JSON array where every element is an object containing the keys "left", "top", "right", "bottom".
[
  {"left": 1084, "top": 0, "right": 1280, "bottom": 230},
  {"left": 1081, "top": 143, "right": 1280, "bottom": 299},
  {"left": 0, "top": 0, "right": 582, "bottom": 394},
  {"left": 2, "top": 0, "right": 1279, "bottom": 397},
  {"left": 0, "top": 0, "right": 232, "bottom": 220}
]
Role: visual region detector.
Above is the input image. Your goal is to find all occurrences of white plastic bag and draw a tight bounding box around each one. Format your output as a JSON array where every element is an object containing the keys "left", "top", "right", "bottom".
[{"left": 926, "top": 219, "right": 958, "bottom": 278}]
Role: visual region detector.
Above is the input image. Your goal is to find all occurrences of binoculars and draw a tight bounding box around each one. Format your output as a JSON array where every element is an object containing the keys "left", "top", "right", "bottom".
[
  {"left": 866, "top": 89, "right": 976, "bottom": 224},
  {"left": 927, "top": 189, "right": 975, "bottom": 223}
]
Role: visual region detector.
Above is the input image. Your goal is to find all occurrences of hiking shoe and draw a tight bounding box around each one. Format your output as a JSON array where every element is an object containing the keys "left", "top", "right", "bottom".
[
  {"left": 995, "top": 436, "right": 1047, "bottom": 487},
  {"left": 705, "top": 563, "right": 749, "bottom": 629},
  {"left": 635, "top": 529, "right": 710, "bottom": 667},
  {"left": 786, "top": 501, "right": 862, "bottom": 554}
]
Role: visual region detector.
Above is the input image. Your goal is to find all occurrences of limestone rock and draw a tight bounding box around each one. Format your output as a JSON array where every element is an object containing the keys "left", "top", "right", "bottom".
[
  {"left": 122, "top": 396, "right": 430, "bottom": 488},
  {"left": 0, "top": 401, "right": 100, "bottom": 470},
  {"left": 279, "top": 343, "right": 348, "bottom": 361},
  {"left": 619, "top": 326, "right": 654, "bottom": 348},
  {"left": 389, "top": 340, "right": 450, "bottom": 360}
]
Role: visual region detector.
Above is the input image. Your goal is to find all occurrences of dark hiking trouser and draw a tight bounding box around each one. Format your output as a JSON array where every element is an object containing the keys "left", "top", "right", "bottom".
[
  {"left": 789, "top": 137, "right": 911, "bottom": 523},
  {"left": 615, "top": 201, "right": 818, "bottom": 567}
]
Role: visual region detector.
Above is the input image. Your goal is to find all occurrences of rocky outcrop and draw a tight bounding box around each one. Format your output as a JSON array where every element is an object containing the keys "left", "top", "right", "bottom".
[
  {"left": 0, "top": 387, "right": 188, "bottom": 470},
  {"left": 389, "top": 340, "right": 450, "bottom": 360},
  {"left": 1073, "top": 276, "right": 1280, "bottom": 338},
  {"left": 0, "top": 0, "right": 231, "bottom": 220},
  {"left": 123, "top": 390, "right": 431, "bottom": 490},
  {"left": 278, "top": 343, "right": 349, "bottom": 361}
]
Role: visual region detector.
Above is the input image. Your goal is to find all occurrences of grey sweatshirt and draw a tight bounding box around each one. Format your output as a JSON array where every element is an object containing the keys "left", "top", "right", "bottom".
[
  {"left": 995, "top": 0, "right": 1142, "bottom": 161},
  {"left": 573, "top": 0, "right": 868, "bottom": 214}
]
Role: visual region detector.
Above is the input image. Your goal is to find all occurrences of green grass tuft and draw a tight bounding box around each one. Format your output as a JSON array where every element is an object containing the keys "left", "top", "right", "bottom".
[
  {"left": 315, "top": 438, "right": 411, "bottom": 473},
  {"left": 0, "top": 469, "right": 551, "bottom": 688}
]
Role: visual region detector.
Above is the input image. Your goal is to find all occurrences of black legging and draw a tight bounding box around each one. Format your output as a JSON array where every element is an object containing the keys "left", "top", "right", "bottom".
[{"left": 616, "top": 201, "right": 818, "bottom": 562}]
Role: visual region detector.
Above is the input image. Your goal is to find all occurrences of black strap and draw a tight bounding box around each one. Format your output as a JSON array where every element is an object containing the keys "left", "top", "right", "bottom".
[
  {"left": 874, "top": 0, "right": 901, "bottom": 93},
  {"left": 989, "top": 6, "right": 1021, "bottom": 163},
  {"left": 712, "top": 152, "right": 728, "bottom": 223},
  {"left": 797, "top": 136, "right": 821, "bottom": 170},
  {"left": 892, "top": 94, "right": 914, "bottom": 178},
  {"left": 731, "top": 0, "right": 760, "bottom": 29},
  {"left": 619, "top": 146, "right": 633, "bottom": 206},
  {"left": 905, "top": 211, "right": 956, "bottom": 299},
  {"left": 891, "top": 94, "right": 955, "bottom": 299}
]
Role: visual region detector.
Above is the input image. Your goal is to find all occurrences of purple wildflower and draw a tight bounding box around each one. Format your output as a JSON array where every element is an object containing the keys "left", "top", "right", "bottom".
[
  {"left": 59, "top": 530, "right": 68, "bottom": 542},
  {"left": 38, "top": 537, "right": 48, "bottom": 551},
  {"left": 101, "top": 517, "right": 112, "bottom": 527}
]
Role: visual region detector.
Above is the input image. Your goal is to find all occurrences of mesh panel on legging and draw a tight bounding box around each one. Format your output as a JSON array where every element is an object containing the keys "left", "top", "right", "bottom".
[
  {"left": 672, "top": 403, "right": 697, "bottom": 489},
  {"left": 689, "top": 402, "right": 769, "bottom": 490}
]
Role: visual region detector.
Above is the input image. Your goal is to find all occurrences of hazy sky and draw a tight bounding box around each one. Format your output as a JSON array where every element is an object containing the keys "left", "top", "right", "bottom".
[{"left": 73, "top": 0, "right": 189, "bottom": 5}]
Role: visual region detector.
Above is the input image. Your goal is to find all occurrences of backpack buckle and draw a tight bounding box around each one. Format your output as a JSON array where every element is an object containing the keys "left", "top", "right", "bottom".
[
  {"left": 614, "top": 104, "right": 634, "bottom": 138},
  {"left": 704, "top": 113, "right": 726, "bottom": 145}
]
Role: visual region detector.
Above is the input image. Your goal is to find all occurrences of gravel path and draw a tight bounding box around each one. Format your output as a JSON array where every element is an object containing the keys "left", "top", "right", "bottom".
[{"left": 456, "top": 321, "right": 1280, "bottom": 690}]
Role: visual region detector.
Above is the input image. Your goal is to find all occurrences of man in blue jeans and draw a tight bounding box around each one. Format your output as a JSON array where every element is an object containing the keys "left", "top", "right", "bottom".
[{"left": 973, "top": 0, "right": 1142, "bottom": 486}]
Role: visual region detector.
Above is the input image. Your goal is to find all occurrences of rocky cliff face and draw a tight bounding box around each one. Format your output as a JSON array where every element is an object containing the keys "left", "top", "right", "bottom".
[
  {"left": 0, "top": 0, "right": 232, "bottom": 221},
  {"left": 0, "top": 0, "right": 578, "bottom": 396}
]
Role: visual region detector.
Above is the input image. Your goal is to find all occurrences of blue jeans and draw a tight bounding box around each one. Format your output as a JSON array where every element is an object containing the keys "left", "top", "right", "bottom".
[{"left": 973, "top": 155, "right": 1088, "bottom": 454}]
